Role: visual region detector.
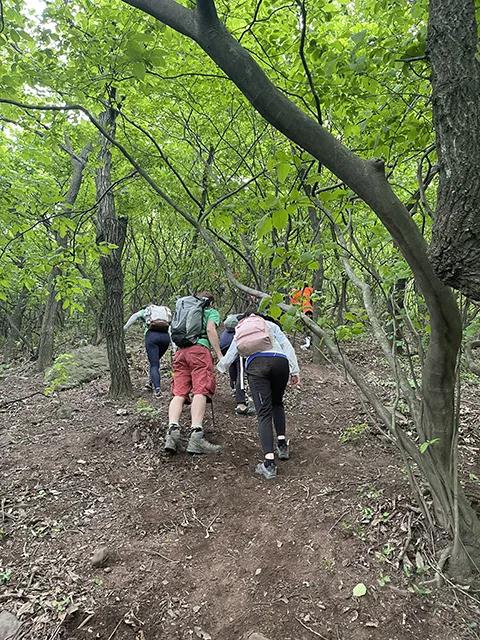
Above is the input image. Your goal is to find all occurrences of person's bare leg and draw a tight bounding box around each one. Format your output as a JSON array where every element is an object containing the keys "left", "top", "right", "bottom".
[
  {"left": 190, "top": 394, "right": 207, "bottom": 426},
  {"left": 169, "top": 395, "right": 185, "bottom": 424}
]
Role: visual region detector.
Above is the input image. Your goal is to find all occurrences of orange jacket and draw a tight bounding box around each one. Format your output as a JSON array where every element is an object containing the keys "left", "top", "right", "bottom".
[{"left": 290, "top": 287, "right": 314, "bottom": 314}]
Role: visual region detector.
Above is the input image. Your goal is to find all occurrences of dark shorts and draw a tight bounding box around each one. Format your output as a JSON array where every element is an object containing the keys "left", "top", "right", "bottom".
[{"left": 171, "top": 345, "right": 216, "bottom": 399}]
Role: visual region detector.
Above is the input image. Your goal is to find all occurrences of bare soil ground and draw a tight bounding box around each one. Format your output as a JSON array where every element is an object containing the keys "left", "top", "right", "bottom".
[{"left": 1, "top": 340, "right": 480, "bottom": 640}]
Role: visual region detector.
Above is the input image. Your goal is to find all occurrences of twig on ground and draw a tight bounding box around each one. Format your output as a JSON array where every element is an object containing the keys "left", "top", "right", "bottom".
[
  {"left": 205, "top": 512, "right": 221, "bottom": 538},
  {"left": 0, "top": 391, "right": 46, "bottom": 409},
  {"left": 106, "top": 618, "right": 124, "bottom": 640},
  {"left": 147, "top": 550, "right": 180, "bottom": 563},
  {"left": 47, "top": 623, "right": 63, "bottom": 640},
  {"left": 296, "top": 617, "right": 329, "bottom": 639},
  {"left": 328, "top": 508, "right": 350, "bottom": 534},
  {"left": 191, "top": 508, "right": 221, "bottom": 538},
  {"left": 397, "top": 512, "right": 413, "bottom": 563},
  {"left": 77, "top": 613, "right": 94, "bottom": 630}
]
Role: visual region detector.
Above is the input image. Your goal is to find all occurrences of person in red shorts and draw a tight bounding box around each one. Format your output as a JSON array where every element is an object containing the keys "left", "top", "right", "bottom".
[{"left": 164, "top": 291, "right": 223, "bottom": 455}]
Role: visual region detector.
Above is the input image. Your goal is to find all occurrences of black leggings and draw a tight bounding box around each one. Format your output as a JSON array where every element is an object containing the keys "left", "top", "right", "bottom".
[
  {"left": 145, "top": 330, "right": 170, "bottom": 390},
  {"left": 247, "top": 355, "right": 289, "bottom": 454}
]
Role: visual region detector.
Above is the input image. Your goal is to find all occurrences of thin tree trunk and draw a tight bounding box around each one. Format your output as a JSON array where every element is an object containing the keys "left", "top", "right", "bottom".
[
  {"left": 335, "top": 276, "right": 348, "bottom": 326},
  {"left": 95, "top": 104, "right": 132, "bottom": 398},
  {"left": 36, "top": 142, "right": 91, "bottom": 371},
  {"left": 37, "top": 271, "right": 60, "bottom": 371},
  {"left": 307, "top": 206, "right": 326, "bottom": 364},
  {"left": 5, "top": 290, "right": 28, "bottom": 359}
]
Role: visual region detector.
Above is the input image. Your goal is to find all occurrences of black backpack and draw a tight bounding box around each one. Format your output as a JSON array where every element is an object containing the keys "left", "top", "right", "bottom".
[{"left": 170, "top": 296, "right": 211, "bottom": 348}]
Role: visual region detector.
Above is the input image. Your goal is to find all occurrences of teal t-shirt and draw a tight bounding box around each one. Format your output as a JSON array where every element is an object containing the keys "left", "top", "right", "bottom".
[{"left": 197, "top": 307, "right": 220, "bottom": 349}]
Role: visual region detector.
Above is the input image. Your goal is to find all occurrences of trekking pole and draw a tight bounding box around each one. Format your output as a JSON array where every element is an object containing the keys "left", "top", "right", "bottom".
[{"left": 210, "top": 398, "right": 216, "bottom": 430}]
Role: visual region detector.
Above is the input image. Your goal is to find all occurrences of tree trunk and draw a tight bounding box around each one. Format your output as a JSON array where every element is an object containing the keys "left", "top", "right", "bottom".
[
  {"left": 5, "top": 290, "right": 28, "bottom": 359},
  {"left": 307, "top": 205, "right": 326, "bottom": 364},
  {"left": 335, "top": 276, "right": 348, "bottom": 326},
  {"left": 37, "top": 271, "right": 60, "bottom": 371},
  {"left": 427, "top": 0, "right": 480, "bottom": 300},
  {"left": 95, "top": 105, "right": 132, "bottom": 399},
  {"left": 36, "top": 142, "right": 91, "bottom": 371}
]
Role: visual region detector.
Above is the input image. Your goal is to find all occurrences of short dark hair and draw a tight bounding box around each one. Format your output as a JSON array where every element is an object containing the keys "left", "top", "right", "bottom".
[{"left": 196, "top": 291, "right": 215, "bottom": 304}]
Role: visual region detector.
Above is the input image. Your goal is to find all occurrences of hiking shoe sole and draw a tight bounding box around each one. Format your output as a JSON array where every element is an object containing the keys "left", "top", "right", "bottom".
[
  {"left": 186, "top": 441, "right": 222, "bottom": 455},
  {"left": 255, "top": 462, "right": 277, "bottom": 480}
]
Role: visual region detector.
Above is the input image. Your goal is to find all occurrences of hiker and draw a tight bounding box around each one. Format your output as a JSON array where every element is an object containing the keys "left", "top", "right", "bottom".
[
  {"left": 123, "top": 303, "right": 172, "bottom": 398},
  {"left": 290, "top": 284, "right": 314, "bottom": 349},
  {"left": 220, "top": 314, "right": 254, "bottom": 416},
  {"left": 217, "top": 313, "right": 300, "bottom": 480},
  {"left": 164, "top": 292, "right": 223, "bottom": 455}
]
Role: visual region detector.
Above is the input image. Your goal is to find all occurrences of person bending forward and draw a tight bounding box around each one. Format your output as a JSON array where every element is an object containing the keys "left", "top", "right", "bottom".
[{"left": 217, "top": 315, "right": 300, "bottom": 479}]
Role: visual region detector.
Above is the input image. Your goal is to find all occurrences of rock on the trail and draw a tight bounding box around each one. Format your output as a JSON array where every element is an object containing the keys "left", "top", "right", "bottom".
[
  {"left": 90, "top": 545, "right": 110, "bottom": 568},
  {"left": 56, "top": 402, "right": 74, "bottom": 419},
  {"left": 45, "top": 345, "right": 109, "bottom": 390},
  {"left": 0, "top": 610, "right": 21, "bottom": 640},
  {"left": 244, "top": 633, "right": 271, "bottom": 640}
]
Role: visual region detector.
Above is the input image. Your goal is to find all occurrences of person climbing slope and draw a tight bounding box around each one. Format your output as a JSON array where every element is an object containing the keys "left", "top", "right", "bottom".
[
  {"left": 220, "top": 314, "right": 254, "bottom": 416},
  {"left": 217, "top": 313, "right": 300, "bottom": 480},
  {"left": 123, "top": 303, "right": 172, "bottom": 398},
  {"left": 290, "top": 283, "right": 314, "bottom": 349},
  {"left": 165, "top": 291, "right": 223, "bottom": 455}
]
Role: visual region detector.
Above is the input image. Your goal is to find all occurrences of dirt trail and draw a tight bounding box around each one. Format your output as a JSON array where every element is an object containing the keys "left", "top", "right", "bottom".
[{"left": 0, "top": 348, "right": 476, "bottom": 639}]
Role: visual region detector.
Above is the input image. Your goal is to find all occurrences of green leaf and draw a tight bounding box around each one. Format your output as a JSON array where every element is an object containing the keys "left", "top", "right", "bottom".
[
  {"left": 419, "top": 438, "right": 440, "bottom": 454},
  {"left": 277, "top": 161, "right": 290, "bottom": 184},
  {"left": 125, "top": 37, "right": 145, "bottom": 61},
  {"left": 351, "top": 30, "right": 367, "bottom": 45},
  {"left": 352, "top": 583, "right": 367, "bottom": 597},
  {"left": 257, "top": 215, "right": 272, "bottom": 238},
  {"left": 131, "top": 62, "right": 146, "bottom": 81},
  {"left": 272, "top": 208, "right": 288, "bottom": 231},
  {"left": 268, "top": 304, "right": 282, "bottom": 319}
]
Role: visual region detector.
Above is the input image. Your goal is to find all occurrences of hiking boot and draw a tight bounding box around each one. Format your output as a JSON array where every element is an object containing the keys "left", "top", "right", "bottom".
[
  {"left": 186, "top": 430, "right": 222, "bottom": 455},
  {"left": 164, "top": 426, "right": 181, "bottom": 453},
  {"left": 255, "top": 461, "right": 277, "bottom": 480},
  {"left": 276, "top": 439, "right": 290, "bottom": 460},
  {"left": 235, "top": 403, "right": 255, "bottom": 416},
  {"left": 153, "top": 388, "right": 162, "bottom": 399}
]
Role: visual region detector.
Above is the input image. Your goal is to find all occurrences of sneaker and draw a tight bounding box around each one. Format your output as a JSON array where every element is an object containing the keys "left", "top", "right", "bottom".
[
  {"left": 255, "top": 461, "right": 277, "bottom": 480},
  {"left": 164, "top": 426, "right": 181, "bottom": 453},
  {"left": 186, "top": 430, "right": 222, "bottom": 455},
  {"left": 235, "top": 404, "right": 256, "bottom": 416},
  {"left": 144, "top": 381, "right": 153, "bottom": 390},
  {"left": 276, "top": 439, "right": 290, "bottom": 460},
  {"left": 153, "top": 388, "right": 162, "bottom": 399}
]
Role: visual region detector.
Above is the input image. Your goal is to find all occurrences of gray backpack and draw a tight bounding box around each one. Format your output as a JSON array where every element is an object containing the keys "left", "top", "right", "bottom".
[{"left": 170, "top": 296, "right": 210, "bottom": 348}]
